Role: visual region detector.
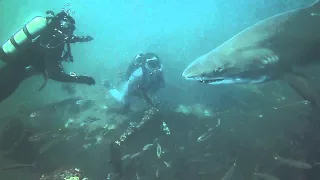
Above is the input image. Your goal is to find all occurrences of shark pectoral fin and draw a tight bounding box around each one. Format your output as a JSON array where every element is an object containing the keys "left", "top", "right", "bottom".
[{"left": 283, "top": 72, "right": 320, "bottom": 107}]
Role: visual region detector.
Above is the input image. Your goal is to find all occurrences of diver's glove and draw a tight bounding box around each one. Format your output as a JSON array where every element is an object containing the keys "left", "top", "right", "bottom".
[
  {"left": 69, "top": 36, "right": 93, "bottom": 43},
  {"left": 80, "top": 36, "right": 93, "bottom": 42},
  {"left": 76, "top": 75, "right": 96, "bottom": 85}
]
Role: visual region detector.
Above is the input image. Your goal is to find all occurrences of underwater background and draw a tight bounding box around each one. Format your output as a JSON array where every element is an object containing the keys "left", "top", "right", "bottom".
[
  {"left": 0, "top": 0, "right": 314, "bottom": 113},
  {"left": 1, "top": 0, "right": 320, "bottom": 179}
]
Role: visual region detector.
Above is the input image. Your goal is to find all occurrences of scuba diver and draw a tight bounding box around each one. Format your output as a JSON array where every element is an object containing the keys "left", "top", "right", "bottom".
[
  {"left": 104, "top": 53, "right": 165, "bottom": 111},
  {"left": 0, "top": 10, "right": 96, "bottom": 103}
]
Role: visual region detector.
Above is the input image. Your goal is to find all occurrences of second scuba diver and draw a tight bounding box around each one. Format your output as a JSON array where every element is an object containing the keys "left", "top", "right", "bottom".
[
  {"left": 0, "top": 10, "right": 96, "bottom": 103},
  {"left": 104, "top": 52, "right": 165, "bottom": 111}
]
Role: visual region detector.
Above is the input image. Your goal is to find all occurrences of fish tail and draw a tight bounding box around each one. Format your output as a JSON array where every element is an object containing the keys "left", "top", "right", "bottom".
[{"left": 38, "top": 71, "right": 48, "bottom": 91}]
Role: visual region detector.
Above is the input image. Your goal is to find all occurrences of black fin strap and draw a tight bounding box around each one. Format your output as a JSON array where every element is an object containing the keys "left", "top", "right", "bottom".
[
  {"left": 10, "top": 37, "right": 20, "bottom": 49},
  {"left": 23, "top": 25, "right": 33, "bottom": 39}
]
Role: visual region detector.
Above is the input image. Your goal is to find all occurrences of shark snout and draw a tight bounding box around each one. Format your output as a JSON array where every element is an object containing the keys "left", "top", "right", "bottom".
[
  {"left": 182, "top": 69, "right": 188, "bottom": 79},
  {"left": 182, "top": 66, "right": 194, "bottom": 79}
]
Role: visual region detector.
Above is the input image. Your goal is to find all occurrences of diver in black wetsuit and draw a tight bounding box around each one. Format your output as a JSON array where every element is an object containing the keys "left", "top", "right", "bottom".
[{"left": 0, "top": 10, "right": 95, "bottom": 103}]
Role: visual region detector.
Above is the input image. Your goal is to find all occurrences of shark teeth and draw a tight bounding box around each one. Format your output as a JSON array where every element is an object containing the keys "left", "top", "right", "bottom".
[{"left": 198, "top": 78, "right": 224, "bottom": 83}]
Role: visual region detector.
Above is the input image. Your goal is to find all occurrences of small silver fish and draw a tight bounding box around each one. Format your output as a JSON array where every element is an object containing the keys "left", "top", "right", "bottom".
[
  {"left": 274, "top": 155, "right": 312, "bottom": 169},
  {"left": 157, "top": 143, "right": 162, "bottom": 159},
  {"left": 85, "top": 127, "right": 104, "bottom": 139},
  {"left": 106, "top": 173, "right": 119, "bottom": 180},
  {"left": 156, "top": 168, "right": 159, "bottom": 178},
  {"left": 136, "top": 172, "right": 141, "bottom": 180},
  {"left": 164, "top": 161, "right": 171, "bottom": 168},
  {"left": 76, "top": 99, "right": 92, "bottom": 105},
  {"left": 253, "top": 172, "right": 280, "bottom": 180},
  {"left": 129, "top": 122, "right": 138, "bottom": 126},
  {"left": 143, "top": 144, "right": 153, "bottom": 151},
  {"left": 29, "top": 112, "right": 40, "bottom": 118},
  {"left": 83, "top": 116, "right": 100, "bottom": 124},
  {"left": 28, "top": 130, "right": 61, "bottom": 142},
  {"left": 131, "top": 152, "right": 141, "bottom": 159},
  {"left": 103, "top": 129, "right": 113, "bottom": 136},
  {"left": 65, "top": 132, "right": 80, "bottom": 140},
  {"left": 83, "top": 143, "right": 91, "bottom": 150},
  {"left": 121, "top": 155, "right": 131, "bottom": 161},
  {"left": 197, "top": 128, "right": 214, "bottom": 142}
]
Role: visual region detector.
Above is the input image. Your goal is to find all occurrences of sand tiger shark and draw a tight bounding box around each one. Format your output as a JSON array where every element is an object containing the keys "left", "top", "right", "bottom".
[{"left": 182, "top": 0, "right": 320, "bottom": 107}]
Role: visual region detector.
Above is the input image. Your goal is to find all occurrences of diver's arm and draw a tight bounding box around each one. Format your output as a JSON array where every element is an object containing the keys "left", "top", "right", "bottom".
[
  {"left": 121, "top": 68, "right": 144, "bottom": 107},
  {"left": 46, "top": 59, "right": 95, "bottom": 85},
  {"left": 130, "top": 68, "right": 155, "bottom": 107},
  {"left": 127, "top": 68, "right": 144, "bottom": 92},
  {"left": 68, "top": 35, "right": 93, "bottom": 43}
]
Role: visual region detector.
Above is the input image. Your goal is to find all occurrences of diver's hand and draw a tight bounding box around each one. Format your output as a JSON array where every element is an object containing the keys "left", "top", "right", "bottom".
[
  {"left": 83, "top": 36, "right": 93, "bottom": 42},
  {"left": 77, "top": 75, "right": 96, "bottom": 85},
  {"left": 69, "top": 36, "right": 93, "bottom": 43}
]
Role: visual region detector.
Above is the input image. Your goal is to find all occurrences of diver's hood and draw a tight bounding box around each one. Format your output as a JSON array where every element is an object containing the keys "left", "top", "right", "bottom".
[
  {"left": 56, "top": 11, "right": 75, "bottom": 33},
  {"left": 41, "top": 10, "right": 76, "bottom": 48}
]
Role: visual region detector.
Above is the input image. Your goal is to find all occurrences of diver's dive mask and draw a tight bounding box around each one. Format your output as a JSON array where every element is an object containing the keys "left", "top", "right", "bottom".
[
  {"left": 58, "top": 18, "right": 75, "bottom": 35},
  {"left": 54, "top": 11, "right": 76, "bottom": 36},
  {"left": 145, "top": 57, "right": 163, "bottom": 74},
  {"left": 145, "top": 57, "right": 160, "bottom": 69}
]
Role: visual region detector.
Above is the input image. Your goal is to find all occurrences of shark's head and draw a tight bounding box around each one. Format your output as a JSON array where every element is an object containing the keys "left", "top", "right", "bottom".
[{"left": 182, "top": 52, "right": 275, "bottom": 85}]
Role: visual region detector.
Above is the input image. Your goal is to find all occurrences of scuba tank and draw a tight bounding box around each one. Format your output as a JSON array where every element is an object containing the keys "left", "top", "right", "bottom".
[{"left": 0, "top": 12, "right": 54, "bottom": 63}]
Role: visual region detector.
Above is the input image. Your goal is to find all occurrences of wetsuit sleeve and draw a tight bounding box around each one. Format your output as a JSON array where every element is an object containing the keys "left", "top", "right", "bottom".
[
  {"left": 127, "top": 68, "right": 144, "bottom": 92},
  {"left": 43, "top": 44, "right": 95, "bottom": 86},
  {"left": 122, "top": 68, "right": 144, "bottom": 106},
  {"left": 45, "top": 58, "right": 79, "bottom": 82},
  {"left": 68, "top": 35, "right": 93, "bottom": 43}
]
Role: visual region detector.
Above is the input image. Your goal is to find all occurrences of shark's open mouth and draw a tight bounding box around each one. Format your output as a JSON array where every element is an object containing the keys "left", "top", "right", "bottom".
[{"left": 198, "top": 78, "right": 224, "bottom": 83}]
